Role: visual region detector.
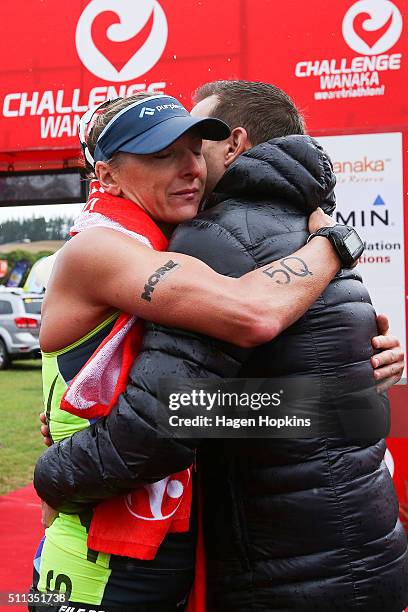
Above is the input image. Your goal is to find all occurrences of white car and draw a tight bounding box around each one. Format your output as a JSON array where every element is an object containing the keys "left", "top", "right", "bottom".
[{"left": 0, "top": 288, "right": 42, "bottom": 369}]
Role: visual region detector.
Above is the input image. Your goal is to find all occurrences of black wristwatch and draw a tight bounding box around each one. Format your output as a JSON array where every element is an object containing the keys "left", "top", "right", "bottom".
[{"left": 307, "top": 224, "right": 364, "bottom": 268}]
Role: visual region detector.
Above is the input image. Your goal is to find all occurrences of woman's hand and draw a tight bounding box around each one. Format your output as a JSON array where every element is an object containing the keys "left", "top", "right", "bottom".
[
  {"left": 372, "top": 314, "right": 405, "bottom": 393},
  {"left": 39, "top": 412, "right": 52, "bottom": 447},
  {"left": 41, "top": 501, "right": 58, "bottom": 529}
]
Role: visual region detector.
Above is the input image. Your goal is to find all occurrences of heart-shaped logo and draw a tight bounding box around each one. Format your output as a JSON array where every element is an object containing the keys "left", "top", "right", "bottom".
[
  {"left": 76, "top": 0, "right": 168, "bottom": 83},
  {"left": 125, "top": 469, "right": 191, "bottom": 521},
  {"left": 91, "top": 10, "right": 155, "bottom": 73},
  {"left": 342, "top": 0, "right": 402, "bottom": 56},
  {"left": 352, "top": 11, "right": 394, "bottom": 49}
]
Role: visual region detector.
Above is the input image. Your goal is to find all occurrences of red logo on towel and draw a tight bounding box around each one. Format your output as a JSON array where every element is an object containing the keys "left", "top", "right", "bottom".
[{"left": 125, "top": 469, "right": 191, "bottom": 521}]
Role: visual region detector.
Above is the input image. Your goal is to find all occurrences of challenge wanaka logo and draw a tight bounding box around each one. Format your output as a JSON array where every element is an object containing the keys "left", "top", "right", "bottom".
[
  {"left": 2, "top": 0, "right": 167, "bottom": 140},
  {"left": 295, "top": 0, "right": 403, "bottom": 101},
  {"left": 76, "top": 0, "right": 168, "bottom": 82},
  {"left": 342, "top": 0, "right": 403, "bottom": 55}
]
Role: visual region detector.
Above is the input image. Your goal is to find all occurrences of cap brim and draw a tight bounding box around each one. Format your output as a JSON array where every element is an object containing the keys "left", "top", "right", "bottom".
[{"left": 117, "top": 116, "right": 231, "bottom": 155}]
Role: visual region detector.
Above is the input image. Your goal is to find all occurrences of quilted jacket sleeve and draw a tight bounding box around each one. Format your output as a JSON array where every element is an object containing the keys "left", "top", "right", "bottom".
[{"left": 33, "top": 217, "right": 256, "bottom": 512}]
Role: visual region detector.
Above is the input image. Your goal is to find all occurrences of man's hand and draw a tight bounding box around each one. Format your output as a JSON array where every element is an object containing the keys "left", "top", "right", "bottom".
[
  {"left": 371, "top": 314, "right": 405, "bottom": 393},
  {"left": 41, "top": 501, "right": 58, "bottom": 529},
  {"left": 308, "top": 207, "right": 336, "bottom": 234},
  {"left": 39, "top": 412, "right": 52, "bottom": 447}
]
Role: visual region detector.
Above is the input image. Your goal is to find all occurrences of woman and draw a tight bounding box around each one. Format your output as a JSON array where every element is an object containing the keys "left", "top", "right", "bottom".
[{"left": 32, "top": 93, "right": 340, "bottom": 611}]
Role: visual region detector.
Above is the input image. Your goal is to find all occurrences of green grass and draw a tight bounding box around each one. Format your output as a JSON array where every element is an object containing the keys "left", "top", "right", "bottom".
[{"left": 0, "top": 360, "right": 44, "bottom": 495}]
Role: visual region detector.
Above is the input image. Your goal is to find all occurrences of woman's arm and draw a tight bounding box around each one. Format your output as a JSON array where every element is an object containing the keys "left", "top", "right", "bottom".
[
  {"left": 32, "top": 213, "right": 396, "bottom": 511},
  {"left": 51, "top": 210, "right": 339, "bottom": 349},
  {"left": 34, "top": 211, "right": 341, "bottom": 511}
]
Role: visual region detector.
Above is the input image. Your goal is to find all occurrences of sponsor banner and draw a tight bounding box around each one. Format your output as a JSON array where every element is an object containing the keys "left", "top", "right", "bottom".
[
  {"left": 5, "top": 260, "right": 30, "bottom": 287},
  {"left": 246, "top": 0, "right": 407, "bottom": 132},
  {"left": 318, "top": 132, "right": 406, "bottom": 367},
  {"left": 0, "top": 0, "right": 240, "bottom": 153},
  {"left": 1, "top": 0, "right": 406, "bottom": 157}
]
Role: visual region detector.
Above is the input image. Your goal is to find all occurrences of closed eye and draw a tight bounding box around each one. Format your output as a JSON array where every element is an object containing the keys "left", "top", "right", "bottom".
[{"left": 153, "top": 152, "right": 171, "bottom": 159}]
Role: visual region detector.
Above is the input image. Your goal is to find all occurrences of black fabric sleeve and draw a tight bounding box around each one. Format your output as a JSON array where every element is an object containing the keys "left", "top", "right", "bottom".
[{"left": 34, "top": 218, "right": 256, "bottom": 512}]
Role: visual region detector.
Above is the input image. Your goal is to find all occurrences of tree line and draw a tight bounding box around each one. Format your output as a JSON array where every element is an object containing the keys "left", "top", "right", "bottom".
[{"left": 0, "top": 215, "right": 75, "bottom": 245}]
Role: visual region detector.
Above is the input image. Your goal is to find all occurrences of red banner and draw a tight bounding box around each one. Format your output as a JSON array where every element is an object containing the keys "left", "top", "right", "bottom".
[
  {"left": 387, "top": 438, "right": 408, "bottom": 527},
  {"left": 0, "top": 0, "right": 407, "bottom": 161},
  {"left": 246, "top": 0, "right": 407, "bottom": 134},
  {"left": 0, "top": 0, "right": 240, "bottom": 159}
]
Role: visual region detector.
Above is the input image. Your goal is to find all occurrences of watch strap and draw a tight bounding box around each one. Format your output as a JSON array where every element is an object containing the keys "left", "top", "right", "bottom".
[{"left": 307, "top": 225, "right": 364, "bottom": 268}]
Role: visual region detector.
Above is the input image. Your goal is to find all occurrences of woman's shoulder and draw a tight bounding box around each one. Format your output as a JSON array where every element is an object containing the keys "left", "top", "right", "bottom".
[{"left": 58, "top": 226, "right": 148, "bottom": 274}]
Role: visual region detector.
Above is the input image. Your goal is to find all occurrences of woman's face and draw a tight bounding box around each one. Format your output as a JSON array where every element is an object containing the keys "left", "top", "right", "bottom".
[{"left": 110, "top": 131, "right": 207, "bottom": 224}]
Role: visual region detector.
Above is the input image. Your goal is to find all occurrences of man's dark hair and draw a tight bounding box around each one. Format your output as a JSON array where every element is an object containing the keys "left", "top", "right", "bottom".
[{"left": 194, "top": 80, "right": 305, "bottom": 145}]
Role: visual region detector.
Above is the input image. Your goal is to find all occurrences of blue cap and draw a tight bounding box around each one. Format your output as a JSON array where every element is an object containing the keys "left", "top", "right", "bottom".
[{"left": 93, "top": 95, "right": 230, "bottom": 162}]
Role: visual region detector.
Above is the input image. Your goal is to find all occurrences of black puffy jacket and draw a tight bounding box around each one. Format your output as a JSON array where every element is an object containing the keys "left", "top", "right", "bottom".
[{"left": 35, "top": 136, "right": 408, "bottom": 611}]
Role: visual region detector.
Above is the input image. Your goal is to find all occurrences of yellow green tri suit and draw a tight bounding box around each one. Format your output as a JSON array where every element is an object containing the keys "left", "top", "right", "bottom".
[{"left": 32, "top": 314, "right": 195, "bottom": 610}]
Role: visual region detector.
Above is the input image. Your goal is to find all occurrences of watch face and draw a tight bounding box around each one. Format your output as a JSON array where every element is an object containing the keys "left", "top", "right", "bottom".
[{"left": 344, "top": 231, "right": 362, "bottom": 255}]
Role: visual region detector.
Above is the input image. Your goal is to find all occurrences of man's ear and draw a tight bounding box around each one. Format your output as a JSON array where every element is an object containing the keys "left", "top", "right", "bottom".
[
  {"left": 224, "top": 127, "right": 252, "bottom": 168},
  {"left": 95, "top": 161, "right": 121, "bottom": 196}
]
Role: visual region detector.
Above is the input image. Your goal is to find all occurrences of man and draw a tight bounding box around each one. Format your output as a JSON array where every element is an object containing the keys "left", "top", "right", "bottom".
[{"left": 36, "top": 81, "right": 406, "bottom": 610}]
